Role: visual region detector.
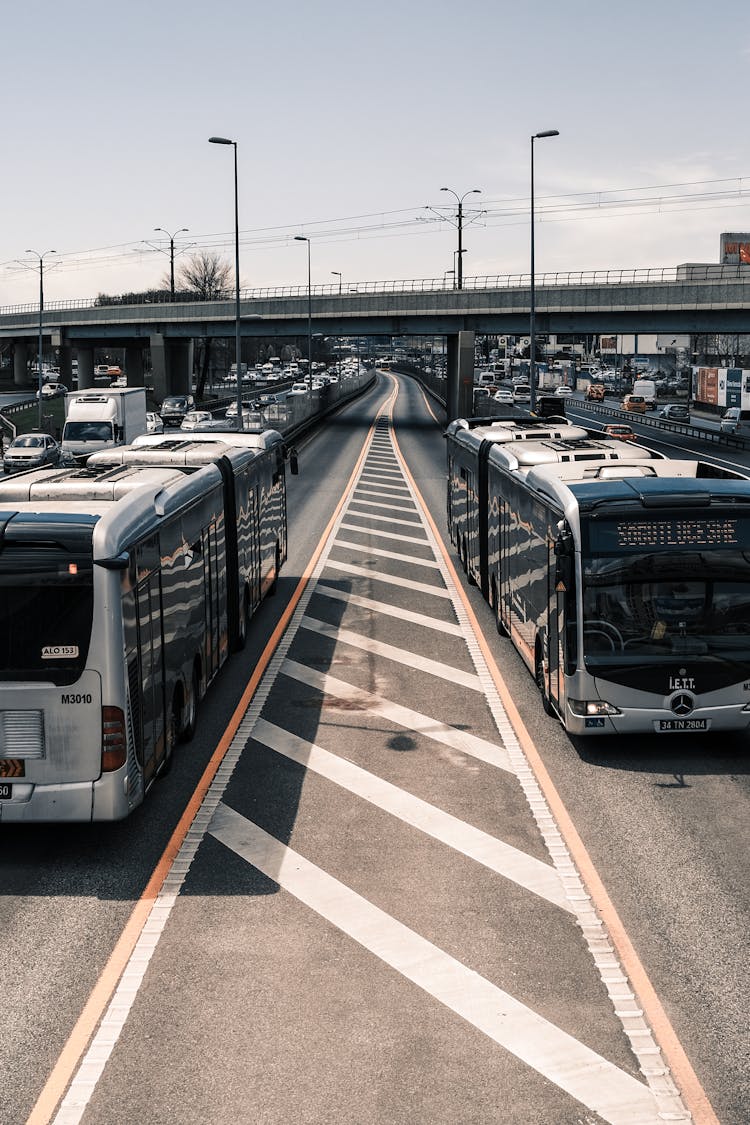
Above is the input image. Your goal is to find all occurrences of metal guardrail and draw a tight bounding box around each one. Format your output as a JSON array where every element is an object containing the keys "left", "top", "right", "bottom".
[
  {"left": 2, "top": 264, "right": 750, "bottom": 317},
  {"left": 567, "top": 398, "right": 750, "bottom": 449}
]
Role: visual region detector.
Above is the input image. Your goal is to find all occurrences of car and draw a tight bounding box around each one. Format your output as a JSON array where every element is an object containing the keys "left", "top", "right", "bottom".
[
  {"left": 585, "top": 383, "right": 605, "bottom": 401},
  {"left": 3, "top": 432, "right": 61, "bottom": 473},
  {"left": 225, "top": 398, "right": 256, "bottom": 418},
  {"left": 160, "top": 394, "right": 195, "bottom": 427},
  {"left": 180, "top": 410, "right": 215, "bottom": 431},
  {"left": 287, "top": 382, "right": 310, "bottom": 396},
  {"left": 493, "top": 388, "right": 514, "bottom": 404},
  {"left": 621, "top": 394, "right": 647, "bottom": 413},
  {"left": 554, "top": 385, "right": 573, "bottom": 396},
  {"left": 145, "top": 412, "right": 164, "bottom": 434},
  {"left": 603, "top": 424, "right": 637, "bottom": 442},
  {"left": 659, "top": 403, "right": 690, "bottom": 423},
  {"left": 38, "top": 381, "right": 67, "bottom": 399},
  {"left": 513, "top": 385, "right": 531, "bottom": 403}
]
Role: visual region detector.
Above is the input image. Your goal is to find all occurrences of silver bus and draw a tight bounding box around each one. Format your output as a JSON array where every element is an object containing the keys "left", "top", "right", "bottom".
[
  {"left": 0, "top": 433, "right": 293, "bottom": 821},
  {"left": 447, "top": 420, "right": 750, "bottom": 735}
]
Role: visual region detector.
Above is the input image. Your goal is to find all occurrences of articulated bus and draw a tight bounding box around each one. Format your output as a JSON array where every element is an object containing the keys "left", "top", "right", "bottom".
[
  {"left": 446, "top": 417, "right": 750, "bottom": 735},
  {"left": 0, "top": 431, "right": 294, "bottom": 822}
]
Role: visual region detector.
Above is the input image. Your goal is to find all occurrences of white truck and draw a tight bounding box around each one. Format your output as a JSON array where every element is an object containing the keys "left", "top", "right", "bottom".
[
  {"left": 61, "top": 387, "right": 147, "bottom": 464},
  {"left": 632, "top": 378, "right": 657, "bottom": 408}
]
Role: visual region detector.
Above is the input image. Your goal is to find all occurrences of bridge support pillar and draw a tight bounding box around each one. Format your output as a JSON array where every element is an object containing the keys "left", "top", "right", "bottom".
[
  {"left": 125, "top": 345, "right": 145, "bottom": 388},
  {"left": 150, "top": 336, "right": 193, "bottom": 401},
  {"left": 446, "top": 331, "right": 475, "bottom": 421},
  {"left": 13, "top": 342, "right": 29, "bottom": 388},
  {"left": 58, "top": 345, "right": 74, "bottom": 390},
  {"left": 77, "top": 347, "right": 94, "bottom": 390}
]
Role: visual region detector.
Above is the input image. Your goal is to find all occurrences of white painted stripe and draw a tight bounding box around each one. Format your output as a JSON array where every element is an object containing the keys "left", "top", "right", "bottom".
[
  {"left": 360, "top": 468, "right": 405, "bottom": 478},
  {"left": 300, "top": 615, "right": 481, "bottom": 689},
  {"left": 282, "top": 659, "right": 512, "bottom": 772},
  {"left": 352, "top": 491, "right": 415, "bottom": 510},
  {"left": 253, "top": 719, "right": 571, "bottom": 911},
  {"left": 210, "top": 802, "right": 662, "bottom": 1125},
  {"left": 339, "top": 522, "right": 429, "bottom": 546},
  {"left": 314, "top": 583, "right": 463, "bottom": 635},
  {"left": 356, "top": 482, "right": 412, "bottom": 495},
  {"left": 332, "top": 539, "right": 441, "bottom": 569},
  {"left": 324, "top": 559, "right": 451, "bottom": 598},
  {"left": 344, "top": 509, "right": 424, "bottom": 529}
]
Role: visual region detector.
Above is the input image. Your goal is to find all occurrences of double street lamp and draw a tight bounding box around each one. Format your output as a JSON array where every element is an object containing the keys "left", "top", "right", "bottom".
[
  {"left": 440, "top": 186, "right": 481, "bottom": 290},
  {"left": 529, "top": 129, "right": 559, "bottom": 412},
  {"left": 153, "top": 226, "right": 189, "bottom": 298},
  {"left": 26, "top": 249, "right": 56, "bottom": 429},
  {"left": 295, "top": 236, "right": 313, "bottom": 390},
  {"left": 208, "top": 135, "right": 243, "bottom": 429}
]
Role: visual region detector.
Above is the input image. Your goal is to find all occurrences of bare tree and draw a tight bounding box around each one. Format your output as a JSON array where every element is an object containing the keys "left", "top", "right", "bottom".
[
  {"left": 169, "top": 252, "right": 233, "bottom": 398},
  {"left": 170, "top": 250, "right": 233, "bottom": 300}
]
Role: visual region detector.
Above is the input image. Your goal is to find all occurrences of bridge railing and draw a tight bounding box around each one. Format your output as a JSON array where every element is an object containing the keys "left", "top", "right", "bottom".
[{"left": 3, "top": 264, "right": 750, "bottom": 317}]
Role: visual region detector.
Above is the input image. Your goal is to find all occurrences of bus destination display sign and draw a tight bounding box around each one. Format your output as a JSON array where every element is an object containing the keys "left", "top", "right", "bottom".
[{"left": 590, "top": 515, "right": 750, "bottom": 552}]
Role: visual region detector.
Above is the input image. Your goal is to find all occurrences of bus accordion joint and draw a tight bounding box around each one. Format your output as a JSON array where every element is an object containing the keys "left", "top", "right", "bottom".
[{"left": 102, "top": 707, "right": 127, "bottom": 772}]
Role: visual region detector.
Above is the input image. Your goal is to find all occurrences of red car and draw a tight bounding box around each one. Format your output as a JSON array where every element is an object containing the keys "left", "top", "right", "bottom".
[{"left": 603, "top": 423, "right": 637, "bottom": 442}]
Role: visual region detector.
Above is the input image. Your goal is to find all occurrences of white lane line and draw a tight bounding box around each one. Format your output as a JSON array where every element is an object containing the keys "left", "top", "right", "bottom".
[
  {"left": 352, "top": 492, "right": 416, "bottom": 511},
  {"left": 356, "top": 482, "right": 412, "bottom": 496},
  {"left": 314, "top": 583, "right": 464, "bottom": 636},
  {"left": 324, "top": 559, "right": 452, "bottom": 597},
  {"left": 299, "top": 615, "right": 482, "bottom": 690},
  {"left": 253, "top": 719, "right": 572, "bottom": 911},
  {"left": 209, "top": 802, "right": 663, "bottom": 1125},
  {"left": 332, "top": 539, "right": 442, "bottom": 569},
  {"left": 339, "top": 522, "right": 429, "bottom": 546},
  {"left": 360, "top": 468, "right": 406, "bottom": 479},
  {"left": 344, "top": 509, "right": 425, "bottom": 529},
  {"left": 282, "top": 659, "right": 513, "bottom": 772}
]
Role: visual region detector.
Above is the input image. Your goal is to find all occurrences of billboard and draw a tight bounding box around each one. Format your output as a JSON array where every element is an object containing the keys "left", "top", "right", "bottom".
[{"left": 720, "top": 233, "right": 750, "bottom": 264}]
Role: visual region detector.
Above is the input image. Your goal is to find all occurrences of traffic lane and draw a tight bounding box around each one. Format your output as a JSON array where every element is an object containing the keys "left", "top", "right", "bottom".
[
  {"left": 76, "top": 385, "right": 649, "bottom": 1125},
  {"left": 2, "top": 379, "right": 390, "bottom": 1124},
  {"left": 393, "top": 378, "right": 748, "bottom": 1123}
]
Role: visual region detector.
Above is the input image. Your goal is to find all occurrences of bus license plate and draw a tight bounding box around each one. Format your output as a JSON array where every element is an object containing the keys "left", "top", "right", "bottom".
[
  {"left": 0, "top": 783, "right": 12, "bottom": 799},
  {"left": 658, "top": 719, "right": 708, "bottom": 732}
]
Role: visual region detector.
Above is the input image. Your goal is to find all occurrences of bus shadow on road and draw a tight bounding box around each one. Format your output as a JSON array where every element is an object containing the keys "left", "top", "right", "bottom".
[{"left": 569, "top": 731, "right": 750, "bottom": 783}]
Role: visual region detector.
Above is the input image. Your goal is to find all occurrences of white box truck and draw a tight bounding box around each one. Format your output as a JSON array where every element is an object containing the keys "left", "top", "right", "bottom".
[{"left": 62, "top": 388, "right": 147, "bottom": 464}]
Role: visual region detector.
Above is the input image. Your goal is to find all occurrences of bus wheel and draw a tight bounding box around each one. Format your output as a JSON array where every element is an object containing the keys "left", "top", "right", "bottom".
[
  {"left": 159, "top": 706, "right": 176, "bottom": 778},
  {"left": 536, "top": 650, "right": 552, "bottom": 715},
  {"left": 269, "top": 544, "right": 280, "bottom": 596},
  {"left": 234, "top": 588, "right": 249, "bottom": 652},
  {"left": 492, "top": 579, "right": 508, "bottom": 637},
  {"left": 181, "top": 667, "right": 199, "bottom": 742}
]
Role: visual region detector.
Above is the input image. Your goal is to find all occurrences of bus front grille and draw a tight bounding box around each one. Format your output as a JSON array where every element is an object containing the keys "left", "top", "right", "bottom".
[{"left": 0, "top": 711, "right": 45, "bottom": 758}]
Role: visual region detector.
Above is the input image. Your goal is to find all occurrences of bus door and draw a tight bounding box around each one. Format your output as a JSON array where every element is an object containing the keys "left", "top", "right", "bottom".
[
  {"left": 498, "top": 496, "right": 511, "bottom": 631},
  {"left": 547, "top": 537, "right": 562, "bottom": 707},
  {"left": 128, "top": 536, "right": 166, "bottom": 783},
  {"left": 202, "top": 522, "right": 221, "bottom": 681}
]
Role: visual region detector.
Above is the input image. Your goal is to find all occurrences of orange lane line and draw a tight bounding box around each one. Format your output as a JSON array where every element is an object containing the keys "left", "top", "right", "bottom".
[
  {"left": 390, "top": 393, "right": 719, "bottom": 1125},
  {"left": 27, "top": 407, "right": 382, "bottom": 1125}
]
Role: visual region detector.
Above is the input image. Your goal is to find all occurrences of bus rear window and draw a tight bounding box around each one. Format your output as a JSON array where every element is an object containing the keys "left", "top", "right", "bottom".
[{"left": 0, "top": 549, "right": 94, "bottom": 684}]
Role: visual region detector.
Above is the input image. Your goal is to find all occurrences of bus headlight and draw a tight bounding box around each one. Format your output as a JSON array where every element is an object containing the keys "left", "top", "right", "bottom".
[{"left": 568, "top": 699, "right": 622, "bottom": 717}]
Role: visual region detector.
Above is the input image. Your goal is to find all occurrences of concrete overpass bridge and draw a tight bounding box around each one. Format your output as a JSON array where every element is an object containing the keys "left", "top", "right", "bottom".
[{"left": 2, "top": 265, "right": 749, "bottom": 413}]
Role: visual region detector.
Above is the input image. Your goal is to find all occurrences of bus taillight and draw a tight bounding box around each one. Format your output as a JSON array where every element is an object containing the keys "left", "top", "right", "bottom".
[{"left": 102, "top": 706, "right": 127, "bottom": 771}]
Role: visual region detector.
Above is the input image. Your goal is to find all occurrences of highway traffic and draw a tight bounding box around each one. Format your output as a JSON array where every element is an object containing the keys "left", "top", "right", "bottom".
[{"left": 1, "top": 373, "right": 747, "bottom": 1125}]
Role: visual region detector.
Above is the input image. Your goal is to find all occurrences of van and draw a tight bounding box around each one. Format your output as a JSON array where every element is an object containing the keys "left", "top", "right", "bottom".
[
  {"left": 513, "top": 384, "right": 531, "bottom": 403},
  {"left": 720, "top": 407, "right": 742, "bottom": 433},
  {"left": 621, "top": 394, "right": 647, "bottom": 414}
]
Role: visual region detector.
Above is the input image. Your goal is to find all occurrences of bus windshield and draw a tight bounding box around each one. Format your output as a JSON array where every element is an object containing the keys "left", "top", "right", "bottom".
[
  {"left": 582, "top": 549, "right": 750, "bottom": 661},
  {"left": 0, "top": 545, "right": 95, "bottom": 683}
]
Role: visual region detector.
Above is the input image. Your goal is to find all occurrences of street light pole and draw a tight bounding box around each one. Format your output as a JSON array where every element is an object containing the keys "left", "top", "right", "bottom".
[
  {"left": 529, "top": 129, "right": 559, "bottom": 412},
  {"left": 295, "top": 236, "right": 313, "bottom": 390},
  {"left": 440, "top": 186, "right": 481, "bottom": 290},
  {"left": 209, "top": 136, "right": 243, "bottom": 429},
  {"left": 331, "top": 270, "right": 342, "bottom": 295},
  {"left": 26, "top": 249, "right": 56, "bottom": 429},
  {"left": 154, "top": 226, "right": 189, "bottom": 298}
]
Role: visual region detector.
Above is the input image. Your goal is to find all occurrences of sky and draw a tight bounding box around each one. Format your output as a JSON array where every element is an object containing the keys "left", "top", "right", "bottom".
[{"left": 2, "top": 0, "right": 750, "bottom": 306}]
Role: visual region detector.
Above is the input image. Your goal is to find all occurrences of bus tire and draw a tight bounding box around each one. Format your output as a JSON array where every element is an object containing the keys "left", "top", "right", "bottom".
[
  {"left": 269, "top": 544, "right": 280, "bottom": 596},
  {"left": 234, "top": 587, "right": 249, "bottom": 652},
  {"left": 181, "top": 666, "right": 199, "bottom": 743},
  {"left": 536, "top": 648, "right": 552, "bottom": 715},
  {"left": 159, "top": 706, "right": 176, "bottom": 778},
  {"left": 491, "top": 578, "right": 508, "bottom": 637}
]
